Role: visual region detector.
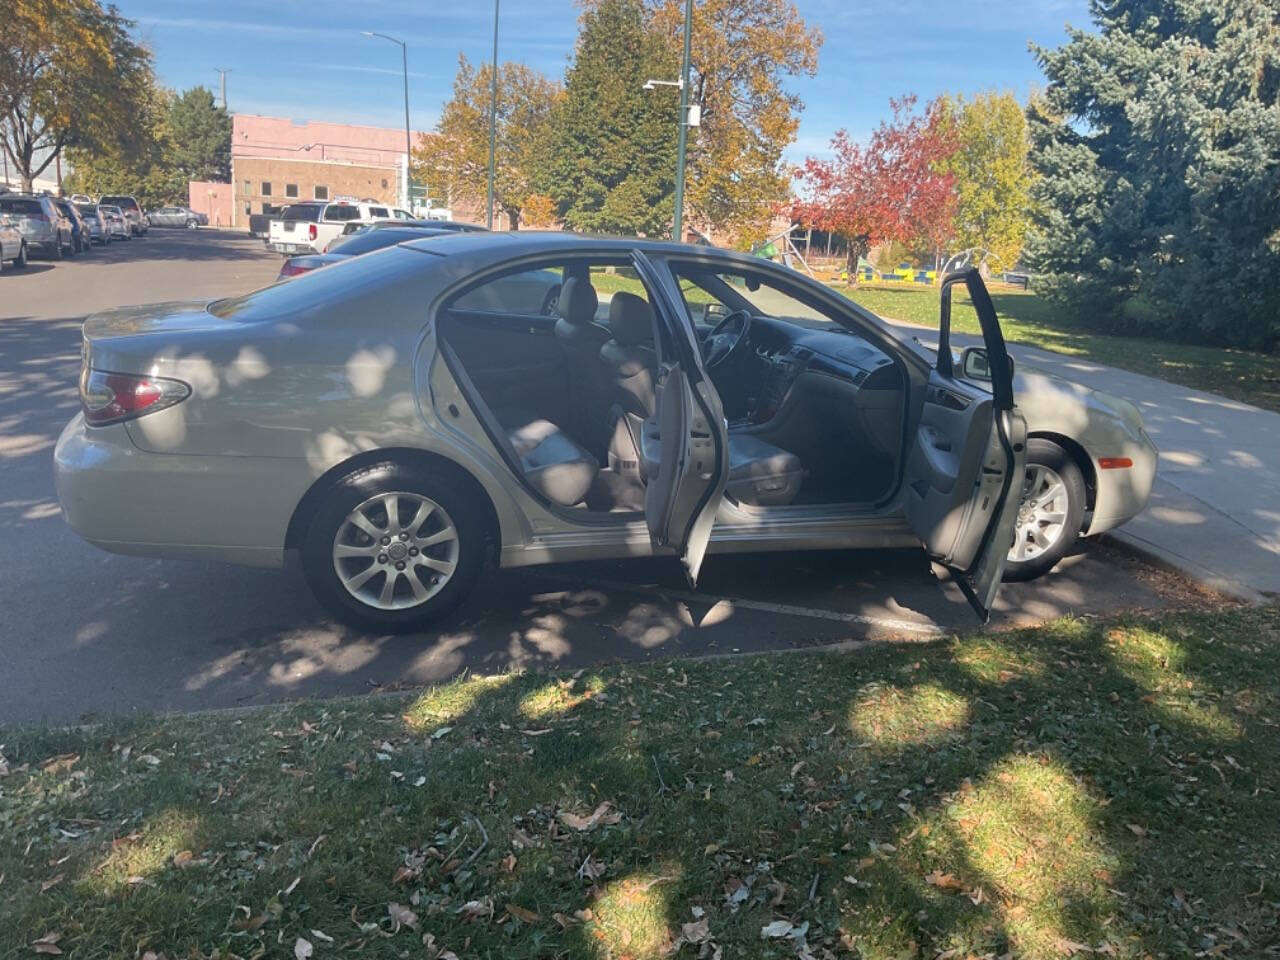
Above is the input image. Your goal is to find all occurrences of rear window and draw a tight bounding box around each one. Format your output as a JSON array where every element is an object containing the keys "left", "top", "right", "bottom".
[
  {"left": 329, "top": 229, "right": 435, "bottom": 256},
  {"left": 76, "top": 204, "right": 99, "bottom": 215},
  {"left": 209, "top": 246, "right": 428, "bottom": 322},
  {"left": 323, "top": 205, "right": 363, "bottom": 222},
  {"left": 100, "top": 196, "right": 138, "bottom": 211},
  {"left": 0, "top": 198, "right": 43, "bottom": 215},
  {"left": 280, "top": 204, "right": 323, "bottom": 221}
]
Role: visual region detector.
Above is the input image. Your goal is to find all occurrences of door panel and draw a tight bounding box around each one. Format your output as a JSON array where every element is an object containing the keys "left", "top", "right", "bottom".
[
  {"left": 903, "top": 269, "right": 1025, "bottom": 620},
  {"left": 633, "top": 252, "right": 728, "bottom": 585},
  {"left": 439, "top": 308, "right": 569, "bottom": 428}
]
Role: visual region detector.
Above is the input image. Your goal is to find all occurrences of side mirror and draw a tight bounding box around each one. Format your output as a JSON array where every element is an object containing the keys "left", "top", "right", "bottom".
[
  {"left": 960, "top": 345, "right": 1013, "bottom": 382},
  {"left": 703, "top": 303, "right": 731, "bottom": 323}
]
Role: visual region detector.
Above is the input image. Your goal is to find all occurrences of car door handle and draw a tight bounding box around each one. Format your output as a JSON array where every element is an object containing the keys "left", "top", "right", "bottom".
[{"left": 922, "top": 426, "right": 951, "bottom": 451}]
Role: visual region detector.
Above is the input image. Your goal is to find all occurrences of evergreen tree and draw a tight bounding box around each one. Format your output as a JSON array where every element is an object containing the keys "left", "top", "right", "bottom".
[
  {"left": 544, "top": 0, "right": 679, "bottom": 236},
  {"left": 168, "top": 86, "right": 231, "bottom": 183},
  {"left": 1028, "top": 0, "right": 1280, "bottom": 351}
]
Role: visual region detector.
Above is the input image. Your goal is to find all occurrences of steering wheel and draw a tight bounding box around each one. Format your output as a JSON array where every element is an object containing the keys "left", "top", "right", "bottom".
[{"left": 702, "top": 309, "right": 752, "bottom": 369}]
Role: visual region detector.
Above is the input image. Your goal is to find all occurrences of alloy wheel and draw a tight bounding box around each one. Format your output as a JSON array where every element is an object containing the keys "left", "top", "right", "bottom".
[
  {"left": 331, "top": 491, "right": 459, "bottom": 610},
  {"left": 1011, "top": 464, "right": 1070, "bottom": 562}
]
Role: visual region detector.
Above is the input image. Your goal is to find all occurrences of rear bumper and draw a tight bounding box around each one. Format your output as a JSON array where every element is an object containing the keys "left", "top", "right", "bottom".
[
  {"left": 269, "top": 240, "right": 317, "bottom": 255},
  {"left": 54, "top": 414, "right": 296, "bottom": 568}
]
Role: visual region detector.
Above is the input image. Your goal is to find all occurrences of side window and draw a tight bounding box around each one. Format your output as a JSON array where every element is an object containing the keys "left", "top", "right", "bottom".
[
  {"left": 451, "top": 266, "right": 565, "bottom": 316},
  {"left": 368, "top": 207, "right": 389, "bottom": 218}
]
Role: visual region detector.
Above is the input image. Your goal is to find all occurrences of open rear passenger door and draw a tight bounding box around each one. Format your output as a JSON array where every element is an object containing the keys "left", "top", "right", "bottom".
[
  {"left": 632, "top": 251, "right": 729, "bottom": 586},
  {"left": 903, "top": 269, "right": 1027, "bottom": 620}
]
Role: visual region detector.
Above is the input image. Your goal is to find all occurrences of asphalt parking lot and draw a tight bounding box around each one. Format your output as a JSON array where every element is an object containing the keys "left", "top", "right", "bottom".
[{"left": 0, "top": 230, "right": 1202, "bottom": 724}]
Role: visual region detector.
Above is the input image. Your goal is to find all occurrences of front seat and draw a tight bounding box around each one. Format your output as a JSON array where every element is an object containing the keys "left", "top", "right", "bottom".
[
  {"left": 599, "top": 291, "right": 658, "bottom": 419},
  {"left": 441, "top": 342, "right": 598, "bottom": 506}
]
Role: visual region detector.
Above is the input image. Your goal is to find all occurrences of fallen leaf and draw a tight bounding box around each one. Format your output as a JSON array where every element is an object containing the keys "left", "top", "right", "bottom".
[
  {"left": 1127, "top": 823, "right": 1147, "bottom": 837},
  {"left": 761, "top": 920, "right": 794, "bottom": 939},
  {"left": 925, "top": 870, "right": 966, "bottom": 892},
  {"left": 558, "top": 801, "right": 621, "bottom": 831},
  {"left": 172, "top": 850, "right": 193, "bottom": 866},
  {"left": 391, "top": 866, "right": 419, "bottom": 885},
  {"left": 1054, "top": 936, "right": 1093, "bottom": 955},
  {"left": 500, "top": 854, "right": 517, "bottom": 873},
  {"left": 310, "top": 930, "right": 334, "bottom": 943},
  {"left": 506, "top": 904, "right": 539, "bottom": 924},
  {"left": 293, "top": 938, "right": 312, "bottom": 960},
  {"left": 40, "top": 875, "right": 63, "bottom": 893},
  {"left": 675, "top": 917, "right": 711, "bottom": 948},
  {"left": 431, "top": 726, "right": 452, "bottom": 740},
  {"left": 388, "top": 902, "right": 420, "bottom": 931},
  {"left": 31, "top": 932, "right": 63, "bottom": 956},
  {"left": 456, "top": 898, "right": 494, "bottom": 921}
]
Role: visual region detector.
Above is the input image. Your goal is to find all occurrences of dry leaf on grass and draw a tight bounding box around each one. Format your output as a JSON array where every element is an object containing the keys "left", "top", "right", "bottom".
[
  {"left": 559, "top": 801, "right": 621, "bottom": 831},
  {"left": 924, "top": 870, "right": 966, "bottom": 892},
  {"left": 31, "top": 933, "right": 63, "bottom": 956},
  {"left": 506, "top": 904, "right": 539, "bottom": 924},
  {"left": 388, "top": 902, "right": 420, "bottom": 932},
  {"left": 293, "top": 937, "right": 313, "bottom": 960}
]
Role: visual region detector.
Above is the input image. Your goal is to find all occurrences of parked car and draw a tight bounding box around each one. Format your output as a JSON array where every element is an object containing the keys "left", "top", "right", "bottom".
[
  {"left": 0, "top": 194, "right": 74, "bottom": 259},
  {"left": 74, "top": 203, "right": 111, "bottom": 245},
  {"left": 278, "top": 226, "right": 452, "bottom": 280},
  {"left": 149, "top": 205, "right": 207, "bottom": 229},
  {"left": 266, "top": 200, "right": 400, "bottom": 255},
  {"left": 55, "top": 234, "right": 1157, "bottom": 633},
  {"left": 0, "top": 213, "right": 28, "bottom": 270},
  {"left": 98, "top": 204, "right": 131, "bottom": 240},
  {"left": 248, "top": 205, "right": 283, "bottom": 242},
  {"left": 51, "top": 198, "right": 92, "bottom": 254},
  {"left": 337, "top": 218, "right": 488, "bottom": 241},
  {"left": 98, "top": 194, "right": 147, "bottom": 236}
]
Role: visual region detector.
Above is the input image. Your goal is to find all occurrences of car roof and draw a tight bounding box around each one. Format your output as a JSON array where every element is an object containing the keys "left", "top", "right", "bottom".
[{"left": 398, "top": 230, "right": 753, "bottom": 265}]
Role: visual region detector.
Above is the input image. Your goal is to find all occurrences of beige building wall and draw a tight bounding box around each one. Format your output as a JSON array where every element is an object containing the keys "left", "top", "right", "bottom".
[{"left": 229, "top": 156, "right": 400, "bottom": 227}]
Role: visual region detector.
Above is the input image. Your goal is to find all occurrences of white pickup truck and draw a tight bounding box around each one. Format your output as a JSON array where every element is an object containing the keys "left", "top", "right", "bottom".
[{"left": 267, "top": 201, "right": 411, "bottom": 255}]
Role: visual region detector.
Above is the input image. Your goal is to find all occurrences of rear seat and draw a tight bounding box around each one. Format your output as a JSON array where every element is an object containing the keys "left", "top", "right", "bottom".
[{"left": 440, "top": 343, "right": 598, "bottom": 506}]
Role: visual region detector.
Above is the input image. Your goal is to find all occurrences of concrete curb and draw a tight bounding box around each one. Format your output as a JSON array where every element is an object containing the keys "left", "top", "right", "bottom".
[{"left": 1102, "top": 530, "right": 1270, "bottom": 605}]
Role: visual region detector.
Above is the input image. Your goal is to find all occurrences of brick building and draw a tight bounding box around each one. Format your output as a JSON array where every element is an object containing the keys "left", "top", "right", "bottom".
[{"left": 225, "top": 114, "right": 481, "bottom": 228}]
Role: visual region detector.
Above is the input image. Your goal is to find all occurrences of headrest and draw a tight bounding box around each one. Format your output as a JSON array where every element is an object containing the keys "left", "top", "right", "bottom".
[
  {"left": 557, "top": 275, "right": 598, "bottom": 326},
  {"left": 608, "top": 292, "right": 654, "bottom": 346}
]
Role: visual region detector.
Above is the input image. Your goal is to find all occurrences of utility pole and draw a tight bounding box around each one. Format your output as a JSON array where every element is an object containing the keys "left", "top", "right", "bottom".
[
  {"left": 672, "top": 0, "right": 693, "bottom": 241},
  {"left": 213, "top": 68, "right": 230, "bottom": 110},
  {"left": 486, "top": 0, "right": 500, "bottom": 229}
]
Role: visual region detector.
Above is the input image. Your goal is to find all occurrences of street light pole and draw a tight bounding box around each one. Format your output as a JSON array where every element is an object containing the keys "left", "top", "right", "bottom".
[
  {"left": 672, "top": 0, "right": 693, "bottom": 241},
  {"left": 486, "top": 0, "right": 500, "bottom": 229},
  {"left": 362, "top": 31, "right": 413, "bottom": 209}
]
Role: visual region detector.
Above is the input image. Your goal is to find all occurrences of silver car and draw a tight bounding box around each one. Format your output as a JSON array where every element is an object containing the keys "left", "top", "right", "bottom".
[
  {"left": 99, "top": 205, "right": 131, "bottom": 240},
  {"left": 149, "top": 205, "right": 207, "bottom": 229},
  {"left": 0, "top": 194, "right": 74, "bottom": 259},
  {"left": 98, "top": 194, "right": 147, "bottom": 236},
  {"left": 74, "top": 203, "right": 111, "bottom": 245},
  {"left": 0, "top": 213, "right": 28, "bottom": 269},
  {"left": 54, "top": 234, "right": 1155, "bottom": 632}
]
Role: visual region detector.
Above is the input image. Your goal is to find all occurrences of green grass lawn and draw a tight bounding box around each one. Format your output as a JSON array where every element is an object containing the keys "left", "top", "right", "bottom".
[
  {"left": 839, "top": 283, "right": 1280, "bottom": 413},
  {"left": 3, "top": 606, "right": 1278, "bottom": 959}
]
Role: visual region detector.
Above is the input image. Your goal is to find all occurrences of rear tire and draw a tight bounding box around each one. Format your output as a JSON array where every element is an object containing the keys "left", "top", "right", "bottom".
[
  {"left": 186, "top": 219, "right": 198, "bottom": 230},
  {"left": 1003, "top": 438, "right": 1086, "bottom": 582},
  {"left": 16, "top": 242, "right": 28, "bottom": 267},
  {"left": 52, "top": 241, "right": 64, "bottom": 260},
  {"left": 300, "top": 461, "right": 487, "bottom": 633}
]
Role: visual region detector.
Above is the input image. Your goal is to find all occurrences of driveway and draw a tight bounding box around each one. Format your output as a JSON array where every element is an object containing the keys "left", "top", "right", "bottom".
[{"left": 0, "top": 232, "right": 1198, "bottom": 724}]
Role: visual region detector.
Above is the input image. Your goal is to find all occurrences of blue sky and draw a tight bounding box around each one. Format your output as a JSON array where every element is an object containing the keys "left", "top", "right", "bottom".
[{"left": 128, "top": 0, "right": 1092, "bottom": 162}]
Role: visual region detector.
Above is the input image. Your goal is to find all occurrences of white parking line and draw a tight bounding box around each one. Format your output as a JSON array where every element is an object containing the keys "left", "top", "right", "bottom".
[{"left": 523, "top": 571, "right": 945, "bottom": 636}]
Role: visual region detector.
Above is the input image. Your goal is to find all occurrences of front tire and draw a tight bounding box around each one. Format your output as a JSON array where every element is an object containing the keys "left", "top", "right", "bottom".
[
  {"left": 1003, "top": 438, "right": 1086, "bottom": 581},
  {"left": 186, "top": 219, "right": 198, "bottom": 230},
  {"left": 16, "top": 242, "right": 28, "bottom": 267},
  {"left": 300, "top": 461, "right": 486, "bottom": 633}
]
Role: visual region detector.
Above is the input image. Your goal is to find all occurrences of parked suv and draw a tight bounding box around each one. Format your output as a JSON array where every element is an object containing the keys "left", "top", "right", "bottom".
[
  {"left": 99, "top": 194, "right": 148, "bottom": 236},
  {"left": 267, "top": 200, "right": 395, "bottom": 255},
  {"left": 0, "top": 194, "right": 74, "bottom": 259}
]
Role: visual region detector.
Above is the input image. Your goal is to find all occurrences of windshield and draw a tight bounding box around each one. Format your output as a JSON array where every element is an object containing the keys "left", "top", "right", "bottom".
[
  {"left": 100, "top": 196, "right": 138, "bottom": 210},
  {"left": 76, "top": 204, "right": 99, "bottom": 215},
  {"left": 0, "top": 198, "right": 43, "bottom": 215}
]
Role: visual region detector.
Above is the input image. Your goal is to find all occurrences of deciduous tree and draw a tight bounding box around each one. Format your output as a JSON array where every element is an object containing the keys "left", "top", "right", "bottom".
[
  {"left": 794, "top": 95, "right": 957, "bottom": 273},
  {"left": 1028, "top": 0, "right": 1280, "bottom": 351},
  {"left": 941, "top": 91, "right": 1032, "bottom": 271},
  {"left": 649, "top": 0, "right": 821, "bottom": 246},
  {"left": 412, "top": 56, "right": 560, "bottom": 230},
  {"left": 0, "top": 0, "right": 151, "bottom": 192}
]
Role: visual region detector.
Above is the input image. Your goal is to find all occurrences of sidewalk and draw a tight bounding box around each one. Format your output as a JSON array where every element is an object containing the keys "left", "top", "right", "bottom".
[{"left": 895, "top": 322, "right": 1280, "bottom": 600}]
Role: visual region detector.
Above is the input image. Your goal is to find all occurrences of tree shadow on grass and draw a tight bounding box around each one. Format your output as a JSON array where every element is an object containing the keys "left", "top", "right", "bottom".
[{"left": 1, "top": 607, "right": 1277, "bottom": 958}]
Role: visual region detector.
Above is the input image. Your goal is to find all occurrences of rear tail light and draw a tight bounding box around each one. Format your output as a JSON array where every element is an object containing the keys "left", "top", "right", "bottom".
[
  {"left": 308, "top": 223, "right": 317, "bottom": 241},
  {"left": 80, "top": 369, "right": 190, "bottom": 426},
  {"left": 277, "top": 260, "right": 312, "bottom": 279}
]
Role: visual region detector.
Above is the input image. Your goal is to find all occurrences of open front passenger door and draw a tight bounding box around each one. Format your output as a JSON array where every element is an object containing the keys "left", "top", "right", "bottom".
[
  {"left": 632, "top": 251, "right": 729, "bottom": 586},
  {"left": 903, "top": 269, "right": 1027, "bottom": 620}
]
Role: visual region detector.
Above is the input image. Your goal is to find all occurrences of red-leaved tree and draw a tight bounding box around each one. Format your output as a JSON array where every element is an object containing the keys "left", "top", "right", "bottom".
[{"left": 794, "top": 95, "right": 958, "bottom": 274}]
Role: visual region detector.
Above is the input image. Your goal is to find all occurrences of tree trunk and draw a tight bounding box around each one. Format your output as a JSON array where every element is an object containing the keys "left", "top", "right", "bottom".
[{"left": 845, "top": 233, "right": 870, "bottom": 276}]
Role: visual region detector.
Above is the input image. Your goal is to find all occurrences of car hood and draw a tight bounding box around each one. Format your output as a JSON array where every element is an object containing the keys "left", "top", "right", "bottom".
[{"left": 1014, "top": 362, "right": 1146, "bottom": 433}]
